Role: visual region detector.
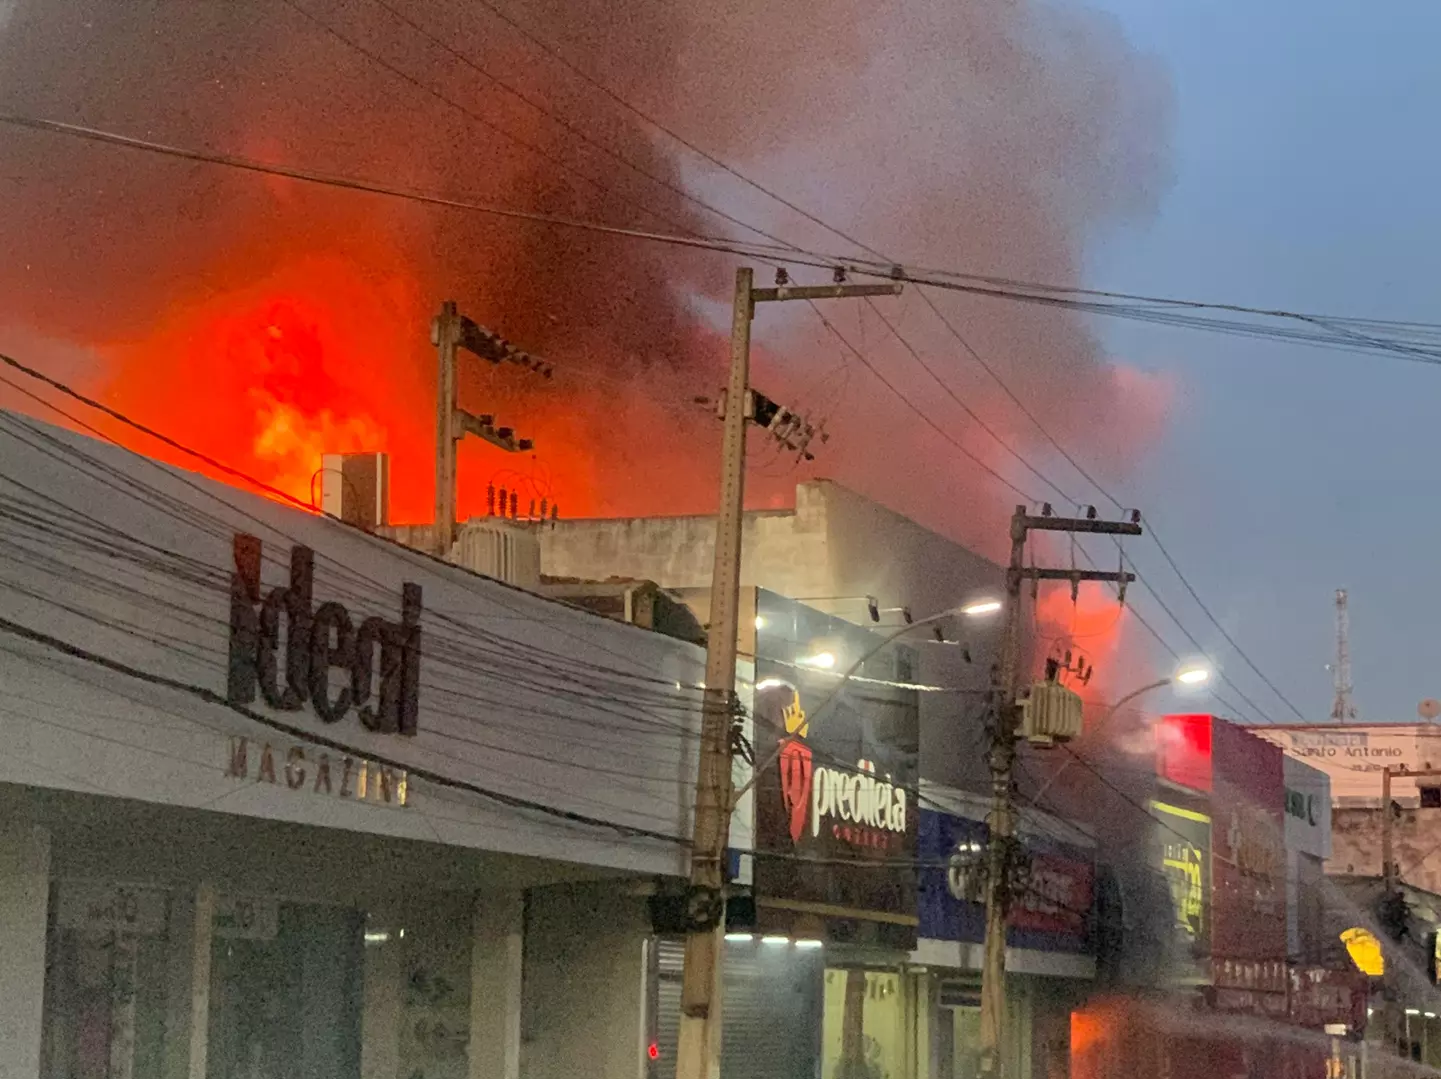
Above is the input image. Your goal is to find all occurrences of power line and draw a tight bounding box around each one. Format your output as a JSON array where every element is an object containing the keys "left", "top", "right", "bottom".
[
  {"left": 0, "top": 106, "right": 1333, "bottom": 720},
  {"left": 275, "top": 0, "right": 718, "bottom": 242},
  {"left": 8, "top": 112, "right": 1441, "bottom": 365},
  {"left": 0, "top": 612, "right": 689, "bottom": 845}
]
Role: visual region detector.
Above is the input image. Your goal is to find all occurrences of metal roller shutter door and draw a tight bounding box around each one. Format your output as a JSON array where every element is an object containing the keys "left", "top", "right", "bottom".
[{"left": 649, "top": 938, "right": 822, "bottom": 1078}]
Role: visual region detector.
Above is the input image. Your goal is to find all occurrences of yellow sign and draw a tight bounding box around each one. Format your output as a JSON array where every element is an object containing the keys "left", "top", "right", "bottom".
[
  {"left": 1153, "top": 801, "right": 1210, "bottom": 940},
  {"left": 1340, "top": 927, "right": 1384, "bottom": 976}
]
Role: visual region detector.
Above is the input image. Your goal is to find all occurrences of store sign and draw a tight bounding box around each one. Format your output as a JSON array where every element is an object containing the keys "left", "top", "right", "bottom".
[
  {"left": 1014, "top": 852, "right": 1094, "bottom": 936},
  {"left": 55, "top": 881, "right": 167, "bottom": 935},
  {"left": 1284, "top": 788, "right": 1317, "bottom": 825},
  {"left": 806, "top": 758, "right": 907, "bottom": 848},
  {"left": 1289, "top": 966, "right": 1368, "bottom": 1031},
  {"left": 226, "top": 534, "right": 422, "bottom": 735},
  {"left": 1152, "top": 800, "right": 1210, "bottom": 947},
  {"left": 1283, "top": 756, "right": 1332, "bottom": 858},
  {"left": 776, "top": 693, "right": 908, "bottom": 850},
  {"left": 1213, "top": 957, "right": 1288, "bottom": 994},
  {"left": 1209, "top": 962, "right": 1367, "bottom": 1031},
  {"left": 224, "top": 736, "right": 410, "bottom": 807},
  {"left": 1248, "top": 725, "right": 1436, "bottom": 802},
  {"left": 213, "top": 895, "right": 280, "bottom": 940},
  {"left": 918, "top": 808, "right": 1094, "bottom": 953},
  {"left": 752, "top": 651, "right": 919, "bottom": 948}
]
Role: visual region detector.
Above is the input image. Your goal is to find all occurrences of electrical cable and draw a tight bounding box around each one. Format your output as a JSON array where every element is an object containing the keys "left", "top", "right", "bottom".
[
  {"left": 7, "top": 113, "right": 1441, "bottom": 364},
  {"left": 0, "top": 613, "right": 689, "bottom": 845}
]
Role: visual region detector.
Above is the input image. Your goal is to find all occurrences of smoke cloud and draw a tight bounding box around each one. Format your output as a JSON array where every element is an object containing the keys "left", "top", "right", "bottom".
[{"left": 0, "top": 0, "right": 1173, "bottom": 551}]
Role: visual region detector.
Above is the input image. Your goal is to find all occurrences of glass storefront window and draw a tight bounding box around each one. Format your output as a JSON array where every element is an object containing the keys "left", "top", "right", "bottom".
[
  {"left": 822, "top": 967, "right": 906, "bottom": 1079},
  {"left": 206, "top": 899, "right": 364, "bottom": 1078},
  {"left": 41, "top": 881, "right": 175, "bottom": 1078}
]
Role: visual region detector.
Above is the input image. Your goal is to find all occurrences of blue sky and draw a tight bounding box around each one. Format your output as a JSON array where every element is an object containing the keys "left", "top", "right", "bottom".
[{"left": 1083, "top": 1, "right": 1441, "bottom": 721}]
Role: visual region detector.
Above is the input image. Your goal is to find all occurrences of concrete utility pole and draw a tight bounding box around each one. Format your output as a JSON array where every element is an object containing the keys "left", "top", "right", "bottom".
[
  {"left": 1378, "top": 764, "right": 1441, "bottom": 1060},
  {"left": 978, "top": 504, "right": 1140, "bottom": 1078},
  {"left": 675, "top": 268, "right": 901, "bottom": 1080},
  {"left": 432, "top": 302, "right": 551, "bottom": 554}
]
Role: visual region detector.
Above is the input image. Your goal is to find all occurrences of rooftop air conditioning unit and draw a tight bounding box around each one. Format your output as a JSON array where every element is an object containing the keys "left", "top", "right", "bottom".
[{"left": 320, "top": 452, "right": 390, "bottom": 532}]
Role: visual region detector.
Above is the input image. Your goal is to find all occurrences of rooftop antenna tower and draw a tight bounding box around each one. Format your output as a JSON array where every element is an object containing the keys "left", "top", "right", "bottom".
[{"left": 1330, "top": 587, "right": 1356, "bottom": 722}]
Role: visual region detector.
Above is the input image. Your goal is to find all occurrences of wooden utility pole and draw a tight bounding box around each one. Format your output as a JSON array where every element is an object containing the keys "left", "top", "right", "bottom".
[
  {"left": 978, "top": 504, "right": 1140, "bottom": 1078},
  {"left": 675, "top": 268, "right": 901, "bottom": 1079}
]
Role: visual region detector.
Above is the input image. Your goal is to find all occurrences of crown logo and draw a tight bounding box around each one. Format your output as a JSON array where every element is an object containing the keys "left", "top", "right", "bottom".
[{"left": 782, "top": 691, "right": 808, "bottom": 737}]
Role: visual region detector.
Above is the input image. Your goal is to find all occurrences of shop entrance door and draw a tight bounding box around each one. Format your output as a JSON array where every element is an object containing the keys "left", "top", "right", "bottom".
[
  {"left": 934, "top": 983, "right": 982, "bottom": 1079},
  {"left": 206, "top": 899, "right": 364, "bottom": 1078}
]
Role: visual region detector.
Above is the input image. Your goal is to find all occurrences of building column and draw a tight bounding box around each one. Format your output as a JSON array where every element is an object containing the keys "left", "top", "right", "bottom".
[
  {"left": 360, "top": 900, "right": 402, "bottom": 1080},
  {"left": 0, "top": 825, "right": 50, "bottom": 1079},
  {"left": 161, "top": 882, "right": 217, "bottom": 1078},
  {"left": 469, "top": 890, "right": 523, "bottom": 1079}
]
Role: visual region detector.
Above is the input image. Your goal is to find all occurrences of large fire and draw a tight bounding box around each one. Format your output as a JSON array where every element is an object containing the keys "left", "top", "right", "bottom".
[
  {"left": 91, "top": 252, "right": 749, "bottom": 524},
  {"left": 0, "top": 0, "right": 1176, "bottom": 556}
]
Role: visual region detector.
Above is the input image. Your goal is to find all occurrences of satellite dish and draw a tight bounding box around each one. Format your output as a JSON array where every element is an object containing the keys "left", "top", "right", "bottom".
[{"left": 1419, "top": 699, "right": 1441, "bottom": 721}]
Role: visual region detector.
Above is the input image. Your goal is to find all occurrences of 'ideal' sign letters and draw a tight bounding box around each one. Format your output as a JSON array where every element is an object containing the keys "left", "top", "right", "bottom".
[{"left": 226, "top": 534, "right": 422, "bottom": 734}]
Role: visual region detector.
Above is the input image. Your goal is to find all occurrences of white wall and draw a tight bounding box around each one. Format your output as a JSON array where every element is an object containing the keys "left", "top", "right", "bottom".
[
  {"left": 521, "top": 883, "right": 649, "bottom": 1078},
  {"left": 0, "top": 413, "right": 703, "bottom": 878},
  {"left": 0, "top": 825, "right": 49, "bottom": 1078}
]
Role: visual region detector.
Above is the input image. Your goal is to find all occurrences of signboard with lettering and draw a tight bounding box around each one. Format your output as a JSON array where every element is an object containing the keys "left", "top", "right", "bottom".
[
  {"left": 56, "top": 881, "right": 168, "bottom": 935},
  {"left": 1152, "top": 799, "right": 1210, "bottom": 955},
  {"left": 1283, "top": 756, "right": 1332, "bottom": 858},
  {"left": 750, "top": 604, "right": 920, "bottom": 949},
  {"left": 1206, "top": 962, "right": 1367, "bottom": 1031},
  {"left": 1247, "top": 724, "right": 1441, "bottom": 803},
  {"left": 213, "top": 894, "right": 280, "bottom": 940},
  {"left": 226, "top": 534, "right": 422, "bottom": 735},
  {"left": 224, "top": 737, "right": 410, "bottom": 807},
  {"left": 917, "top": 808, "right": 1094, "bottom": 954}
]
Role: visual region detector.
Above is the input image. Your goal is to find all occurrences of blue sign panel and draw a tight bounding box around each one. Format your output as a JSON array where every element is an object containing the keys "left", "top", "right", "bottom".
[{"left": 917, "top": 807, "right": 1094, "bottom": 955}]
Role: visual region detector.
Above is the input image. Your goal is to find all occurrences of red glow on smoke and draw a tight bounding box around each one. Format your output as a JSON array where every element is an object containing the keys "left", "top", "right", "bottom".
[
  {"left": 1031, "top": 581, "right": 1129, "bottom": 699},
  {"left": 91, "top": 254, "right": 736, "bottom": 524}
]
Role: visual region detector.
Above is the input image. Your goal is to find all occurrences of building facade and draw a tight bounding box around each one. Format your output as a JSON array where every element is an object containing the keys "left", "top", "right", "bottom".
[
  {"left": 915, "top": 785, "right": 1098, "bottom": 1078},
  {"left": 647, "top": 590, "right": 926, "bottom": 1078},
  {"left": 1072, "top": 714, "right": 1364, "bottom": 1078},
  {"left": 0, "top": 412, "right": 713, "bottom": 1078},
  {"left": 539, "top": 479, "right": 1004, "bottom": 793}
]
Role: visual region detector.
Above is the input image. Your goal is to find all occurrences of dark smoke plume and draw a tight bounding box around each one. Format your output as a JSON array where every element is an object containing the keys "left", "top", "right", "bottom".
[{"left": 0, "top": 0, "right": 1172, "bottom": 550}]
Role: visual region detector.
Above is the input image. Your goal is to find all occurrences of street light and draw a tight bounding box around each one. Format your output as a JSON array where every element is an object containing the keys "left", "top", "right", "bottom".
[
  {"left": 1104, "top": 662, "right": 1211, "bottom": 714},
  {"left": 1030, "top": 661, "right": 1212, "bottom": 803},
  {"left": 800, "top": 651, "right": 837, "bottom": 669},
  {"left": 730, "top": 596, "right": 1003, "bottom": 806}
]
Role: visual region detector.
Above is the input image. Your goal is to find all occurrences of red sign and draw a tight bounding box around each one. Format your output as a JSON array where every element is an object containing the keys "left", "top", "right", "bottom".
[
  {"left": 1212, "top": 957, "right": 1288, "bottom": 994},
  {"left": 1289, "top": 967, "right": 1368, "bottom": 1031},
  {"left": 778, "top": 737, "right": 813, "bottom": 843},
  {"left": 1210, "top": 720, "right": 1287, "bottom": 961},
  {"left": 1157, "top": 713, "right": 1213, "bottom": 792},
  {"left": 1010, "top": 852, "right": 1093, "bottom": 936},
  {"left": 1208, "top": 964, "right": 1367, "bottom": 1032}
]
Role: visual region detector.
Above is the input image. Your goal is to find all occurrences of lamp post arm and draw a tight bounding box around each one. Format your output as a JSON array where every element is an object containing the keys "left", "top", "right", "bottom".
[
  {"left": 730, "top": 604, "right": 971, "bottom": 808},
  {"left": 1028, "top": 677, "right": 1171, "bottom": 807}
]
